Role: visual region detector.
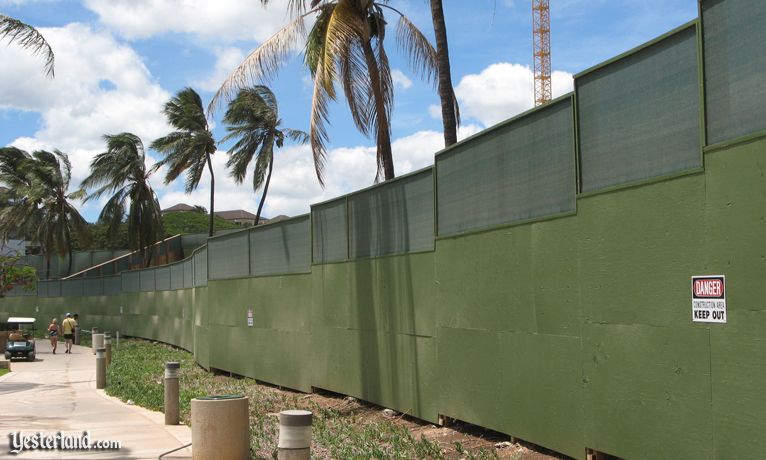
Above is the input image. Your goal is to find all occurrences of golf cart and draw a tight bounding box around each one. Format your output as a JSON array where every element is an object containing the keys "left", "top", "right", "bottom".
[{"left": 3, "top": 317, "right": 36, "bottom": 361}]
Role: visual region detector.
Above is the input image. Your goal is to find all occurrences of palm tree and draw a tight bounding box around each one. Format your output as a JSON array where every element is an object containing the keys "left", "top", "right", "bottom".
[
  {"left": 80, "top": 133, "right": 164, "bottom": 267},
  {"left": 211, "top": 0, "right": 439, "bottom": 185},
  {"left": 0, "top": 14, "right": 54, "bottom": 77},
  {"left": 151, "top": 88, "right": 217, "bottom": 237},
  {"left": 0, "top": 148, "right": 90, "bottom": 277},
  {"left": 222, "top": 86, "right": 308, "bottom": 225},
  {"left": 428, "top": 0, "right": 460, "bottom": 147}
]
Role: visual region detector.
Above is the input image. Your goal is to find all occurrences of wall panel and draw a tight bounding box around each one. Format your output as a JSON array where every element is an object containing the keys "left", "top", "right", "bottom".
[
  {"left": 702, "top": 0, "right": 766, "bottom": 144},
  {"left": 577, "top": 24, "right": 700, "bottom": 192},
  {"left": 250, "top": 216, "right": 311, "bottom": 276},
  {"left": 350, "top": 169, "right": 434, "bottom": 258},
  {"left": 437, "top": 97, "right": 575, "bottom": 236},
  {"left": 312, "top": 198, "right": 348, "bottom": 263}
]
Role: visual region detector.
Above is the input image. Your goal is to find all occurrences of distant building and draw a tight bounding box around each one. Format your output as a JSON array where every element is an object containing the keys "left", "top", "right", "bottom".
[
  {"left": 214, "top": 209, "right": 263, "bottom": 226},
  {"left": 268, "top": 215, "right": 290, "bottom": 224},
  {"left": 161, "top": 203, "right": 196, "bottom": 214},
  {"left": 0, "top": 239, "right": 27, "bottom": 257}
]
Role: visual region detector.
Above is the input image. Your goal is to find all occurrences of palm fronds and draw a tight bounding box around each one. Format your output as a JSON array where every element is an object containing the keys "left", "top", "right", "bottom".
[
  {"left": 151, "top": 87, "right": 218, "bottom": 235},
  {"left": 222, "top": 85, "right": 308, "bottom": 224},
  {"left": 81, "top": 133, "right": 164, "bottom": 264},
  {"left": 0, "top": 14, "right": 54, "bottom": 77},
  {"left": 208, "top": 12, "right": 314, "bottom": 114},
  {"left": 0, "top": 147, "right": 90, "bottom": 276},
  {"left": 213, "top": 0, "right": 443, "bottom": 184}
]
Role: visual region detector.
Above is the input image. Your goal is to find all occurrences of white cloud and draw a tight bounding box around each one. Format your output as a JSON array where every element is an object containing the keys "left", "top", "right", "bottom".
[
  {"left": 428, "top": 104, "right": 442, "bottom": 120},
  {"left": 454, "top": 62, "right": 573, "bottom": 127},
  {"left": 0, "top": 20, "right": 484, "bottom": 223},
  {"left": 0, "top": 23, "right": 171, "bottom": 192},
  {"left": 194, "top": 47, "right": 246, "bottom": 92},
  {"left": 391, "top": 69, "right": 413, "bottom": 90},
  {"left": 83, "top": 0, "right": 297, "bottom": 43}
]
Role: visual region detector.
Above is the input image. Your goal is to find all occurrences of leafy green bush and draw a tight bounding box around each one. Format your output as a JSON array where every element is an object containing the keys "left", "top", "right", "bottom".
[{"left": 162, "top": 212, "right": 240, "bottom": 237}]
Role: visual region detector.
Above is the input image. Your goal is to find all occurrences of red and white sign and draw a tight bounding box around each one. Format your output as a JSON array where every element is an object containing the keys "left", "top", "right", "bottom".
[{"left": 691, "top": 275, "right": 726, "bottom": 323}]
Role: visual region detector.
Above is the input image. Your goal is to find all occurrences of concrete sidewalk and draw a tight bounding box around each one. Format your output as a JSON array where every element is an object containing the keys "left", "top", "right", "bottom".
[{"left": 0, "top": 340, "right": 192, "bottom": 459}]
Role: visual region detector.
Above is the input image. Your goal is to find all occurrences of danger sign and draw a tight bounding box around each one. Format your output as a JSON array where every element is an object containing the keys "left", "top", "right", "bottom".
[{"left": 692, "top": 275, "right": 726, "bottom": 323}]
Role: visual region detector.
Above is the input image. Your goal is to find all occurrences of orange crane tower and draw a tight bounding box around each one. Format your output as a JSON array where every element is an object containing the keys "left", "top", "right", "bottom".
[{"left": 532, "top": 0, "right": 551, "bottom": 106}]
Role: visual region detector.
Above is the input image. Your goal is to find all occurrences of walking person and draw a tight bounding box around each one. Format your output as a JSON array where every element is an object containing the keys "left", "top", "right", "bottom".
[
  {"left": 47, "top": 318, "right": 59, "bottom": 354},
  {"left": 61, "top": 313, "right": 76, "bottom": 354}
]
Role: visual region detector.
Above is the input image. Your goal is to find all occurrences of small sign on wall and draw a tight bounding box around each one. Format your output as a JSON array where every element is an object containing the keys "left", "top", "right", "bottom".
[
  {"left": 247, "top": 308, "right": 253, "bottom": 327},
  {"left": 692, "top": 275, "right": 726, "bottom": 323}
]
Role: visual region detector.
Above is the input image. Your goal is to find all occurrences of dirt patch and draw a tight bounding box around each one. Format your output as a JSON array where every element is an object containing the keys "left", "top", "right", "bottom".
[{"left": 292, "top": 388, "right": 569, "bottom": 460}]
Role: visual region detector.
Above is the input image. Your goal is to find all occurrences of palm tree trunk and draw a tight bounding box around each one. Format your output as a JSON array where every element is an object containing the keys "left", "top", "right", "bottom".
[
  {"left": 206, "top": 152, "right": 215, "bottom": 237},
  {"left": 429, "top": 0, "right": 458, "bottom": 147},
  {"left": 361, "top": 40, "right": 395, "bottom": 181},
  {"left": 254, "top": 155, "right": 273, "bottom": 226},
  {"left": 65, "top": 226, "right": 73, "bottom": 276}
]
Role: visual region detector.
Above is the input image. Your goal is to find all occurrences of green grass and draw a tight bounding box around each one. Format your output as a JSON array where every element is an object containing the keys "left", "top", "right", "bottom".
[
  {"left": 0, "top": 368, "right": 9, "bottom": 377},
  {"left": 163, "top": 211, "right": 241, "bottom": 237},
  {"left": 105, "top": 339, "right": 500, "bottom": 460}
]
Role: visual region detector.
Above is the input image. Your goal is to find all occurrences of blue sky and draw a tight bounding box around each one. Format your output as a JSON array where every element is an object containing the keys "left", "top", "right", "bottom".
[{"left": 0, "top": 0, "right": 697, "bottom": 222}]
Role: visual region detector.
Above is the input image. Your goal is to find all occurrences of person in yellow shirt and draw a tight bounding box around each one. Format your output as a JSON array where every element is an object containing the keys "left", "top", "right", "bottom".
[{"left": 61, "top": 313, "right": 77, "bottom": 354}]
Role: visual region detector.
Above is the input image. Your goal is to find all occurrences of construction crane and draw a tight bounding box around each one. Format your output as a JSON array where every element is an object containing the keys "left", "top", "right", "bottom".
[{"left": 532, "top": 0, "right": 551, "bottom": 106}]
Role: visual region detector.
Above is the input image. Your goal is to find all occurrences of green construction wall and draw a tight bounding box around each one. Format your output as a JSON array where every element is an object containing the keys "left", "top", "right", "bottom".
[
  {"left": 3, "top": 138, "right": 764, "bottom": 459},
  {"left": 4, "top": 4, "right": 766, "bottom": 458}
]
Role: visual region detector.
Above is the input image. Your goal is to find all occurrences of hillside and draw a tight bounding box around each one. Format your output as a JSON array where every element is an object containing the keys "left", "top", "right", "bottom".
[{"left": 163, "top": 212, "right": 241, "bottom": 236}]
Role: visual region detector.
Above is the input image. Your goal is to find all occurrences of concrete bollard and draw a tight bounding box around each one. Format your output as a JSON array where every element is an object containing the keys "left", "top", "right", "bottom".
[
  {"left": 164, "top": 362, "right": 180, "bottom": 425},
  {"left": 96, "top": 348, "right": 106, "bottom": 389},
  {"left": 74, "top": 325, "right": 81, "bottom": 345},
  {"left": 92, "top": 333, "right": 105, "bottom": 356},
  {"left": 91, "top": 327, "right": 99, "bottom": 354},
  {"left": 115, "top": 331, "right": 119, "bottom": 349},
  {"left": 278, "top": 410, "right": 313, "bottom": 460},
  {"left": 191, "top": 395, "right": 249, "bottom": 460},
  {"left": 105, "top": 334, "right": 112, "bottom": 367}
]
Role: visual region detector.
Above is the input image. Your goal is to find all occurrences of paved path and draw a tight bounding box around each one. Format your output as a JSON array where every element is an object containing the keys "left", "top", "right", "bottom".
[{"left": 0, "top": 340, "right": 192, "bottom": 459}]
